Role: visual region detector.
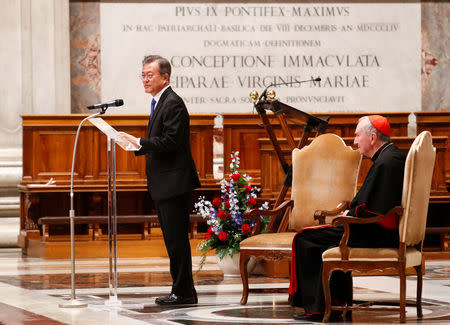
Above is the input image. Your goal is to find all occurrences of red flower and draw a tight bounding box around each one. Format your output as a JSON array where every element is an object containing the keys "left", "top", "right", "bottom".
[
  {"left": 227, "top": 212, "right": 231, "bottom": 219},
  {"left": 231, "top": 173, "right": 241, "bottom": 182},
  {"left": 224, "top": 200, "right": 230, "bottom": 209},
  {"left": 244, "top": 185, "right": 252, "bottom": 193},
  {"left": 218, "top": 231, "right": 228, "bottom": 241},
  {"left": 205, "top": 226, "right": 214, "bottom": 239},
  {"left": 248, "top": 197, "right": 257, "bottom": 206},
  {"left": 212, "top": 197, "right": 222, "bottom": 208},
  {"left": 217, "top": 210, "right": 226, "bottom": 221},
  {"left": 241, "top": 223, "right": 251, "bottom": 234}
]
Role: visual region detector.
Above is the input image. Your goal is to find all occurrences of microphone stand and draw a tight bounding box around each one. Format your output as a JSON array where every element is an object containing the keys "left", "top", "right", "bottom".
[{"left": 59, "top": 110, "right": 105, "bottom": 308}]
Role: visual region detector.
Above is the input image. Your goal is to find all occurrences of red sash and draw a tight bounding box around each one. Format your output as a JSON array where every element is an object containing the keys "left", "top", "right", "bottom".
[{"left": 354, "top": 204, "right": 399, "bottom": 230}]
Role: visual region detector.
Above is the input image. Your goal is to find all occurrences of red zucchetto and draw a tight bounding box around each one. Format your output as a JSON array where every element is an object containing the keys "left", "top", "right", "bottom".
[{"left": 368, "top": 115, "right": 391, "bottom": 137}]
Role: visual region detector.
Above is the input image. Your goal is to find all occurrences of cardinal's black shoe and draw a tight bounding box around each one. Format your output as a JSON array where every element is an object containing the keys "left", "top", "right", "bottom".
[
  {"left": 155, "top": 293, "right": 198, "bottom": 305},
  {"left": 292, "top": 312, "right": 324, "bottom": 322},
  {"left": 292, "top": 311, "right": 343, "bottom": 322}
]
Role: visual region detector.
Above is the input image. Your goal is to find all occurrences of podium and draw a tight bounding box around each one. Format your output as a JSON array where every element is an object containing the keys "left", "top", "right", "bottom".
[
  {"left": 59, "top": 113, "right": 140, "bottom": 308},
  {"left": 90, "top": 117, "right": 140, "bottom": 307}
]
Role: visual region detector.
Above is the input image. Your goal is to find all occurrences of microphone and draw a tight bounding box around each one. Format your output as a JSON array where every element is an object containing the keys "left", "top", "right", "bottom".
[
  {"left": 259, "top": 77, "right": 321, "bottom": 100},
  {"left": 86, "top": 99, "right": 124, "bottom": 110}
]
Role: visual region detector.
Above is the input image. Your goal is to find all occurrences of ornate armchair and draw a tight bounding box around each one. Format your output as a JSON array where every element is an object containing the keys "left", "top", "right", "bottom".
[
  {"left": 239, "top": 133, "right": 362, "bottom": 304},
  {"left": 321, "top": 131, "right": 436, "bottom": 323}
]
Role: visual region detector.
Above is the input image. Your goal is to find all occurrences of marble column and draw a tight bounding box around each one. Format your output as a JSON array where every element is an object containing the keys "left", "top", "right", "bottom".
[{"left": 0, "top": 0, "right": 70, "bottom": 247}]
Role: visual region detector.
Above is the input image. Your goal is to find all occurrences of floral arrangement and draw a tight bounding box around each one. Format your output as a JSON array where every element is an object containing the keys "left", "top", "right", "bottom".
[{"left": 194, "top": 152, "right": 270, "bottom": 263}]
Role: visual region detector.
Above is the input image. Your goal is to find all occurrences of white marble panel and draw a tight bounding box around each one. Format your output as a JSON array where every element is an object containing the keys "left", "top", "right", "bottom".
[{"left": 101, "top": 3, "right": 421, "bottom": 113}]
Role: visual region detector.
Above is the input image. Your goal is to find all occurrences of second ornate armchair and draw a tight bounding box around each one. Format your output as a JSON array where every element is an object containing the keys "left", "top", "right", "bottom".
[
  {"left": 239, "top": 133, "right": 362, "bottom": 304},
  {"left": 321, "top": 131, "right": 436, "bottom": 323}
]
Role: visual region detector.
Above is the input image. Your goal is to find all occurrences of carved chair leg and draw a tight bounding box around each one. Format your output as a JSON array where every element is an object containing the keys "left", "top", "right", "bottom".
[
  {"left": 415, "top": 265, "right": 423, "bottom": 319},
  {"left": 400, "top": 270, "right": 406, "bottom": 323},
  {"left": 322, "top": 263, "right": 332, "bottom": 323},
  {"left": 345, "top": 271, "right": 353, "bottom": 321},
  {"left": 240, "top": 251, "right": 250, "bottom": 305},
  {"left": 288, "top": 258, "right": 293, "bottom": 304},
  {"left": 441, "top": 233, "right": 449, "bottom": 251}
]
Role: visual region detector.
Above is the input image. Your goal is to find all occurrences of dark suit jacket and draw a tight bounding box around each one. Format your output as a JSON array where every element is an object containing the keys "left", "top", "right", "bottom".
[{"left": 135, "top": 87, "right": 201, "bottom": 201}]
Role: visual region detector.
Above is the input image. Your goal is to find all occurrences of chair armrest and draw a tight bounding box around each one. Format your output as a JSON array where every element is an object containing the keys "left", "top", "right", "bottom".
[
  {"left": 331, "top": 206, "right": 403, "bottom": 227},
  {"left": 243, "top": 200, "right": 294, "bottom": 235},
  {"left": 314, "top": 201, "right": 350, "bottom": 224},
  {"left": 330, "top": 206, "right": 403, "bottom": 260}
]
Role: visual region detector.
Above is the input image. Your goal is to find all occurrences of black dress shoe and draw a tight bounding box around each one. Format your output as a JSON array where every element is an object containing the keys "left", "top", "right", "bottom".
[
  {"left": 155, "top": 293, "right": 197, "bottom": 305},
  {"left": 292, "top": 312, "right": 324, "bottom": 322},
  {"left": 293, "top": 311, "right": 343, "bottom": 322}
]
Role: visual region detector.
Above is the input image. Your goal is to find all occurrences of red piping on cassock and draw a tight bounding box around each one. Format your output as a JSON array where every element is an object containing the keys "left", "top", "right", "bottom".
[{"left": 289, "top": 224, "right": 333, "bottom": 296}]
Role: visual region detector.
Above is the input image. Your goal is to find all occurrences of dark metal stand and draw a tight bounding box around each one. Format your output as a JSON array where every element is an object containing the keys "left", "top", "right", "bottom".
[{"left": 254, "top": 99, "right": 330, "bottom": 231}]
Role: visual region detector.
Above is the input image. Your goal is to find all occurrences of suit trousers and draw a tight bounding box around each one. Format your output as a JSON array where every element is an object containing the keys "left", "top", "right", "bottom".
[{"left": 155, "top": 192, "right": 196, "bottom": 297}]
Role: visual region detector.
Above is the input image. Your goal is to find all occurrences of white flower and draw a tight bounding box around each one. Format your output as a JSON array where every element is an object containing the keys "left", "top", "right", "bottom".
[{"left": 259, "top": 201, "right": 269, "bottom": 210}]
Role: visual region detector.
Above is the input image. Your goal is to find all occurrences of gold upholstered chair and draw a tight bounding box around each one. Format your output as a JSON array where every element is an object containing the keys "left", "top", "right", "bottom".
[
  {"left": 239, "top": 133, "right": 362, "bottom": 304},
  {"left": 321, "top": 131, "right": 436, "bottom": 323}
]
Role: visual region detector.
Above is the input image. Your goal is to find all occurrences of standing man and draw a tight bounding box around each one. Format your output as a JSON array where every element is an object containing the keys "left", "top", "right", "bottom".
[
  {"left": 120, "top": 55, "right": 200, "bottom": 305},
  {"left": 289, "top": 115, "right": 406, "bottom": 321}
]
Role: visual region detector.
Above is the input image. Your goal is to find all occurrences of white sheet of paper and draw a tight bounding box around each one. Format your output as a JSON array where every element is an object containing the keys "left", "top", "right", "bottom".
[{"left": 89, "top": 117, "right": 140, "bottom": 151}]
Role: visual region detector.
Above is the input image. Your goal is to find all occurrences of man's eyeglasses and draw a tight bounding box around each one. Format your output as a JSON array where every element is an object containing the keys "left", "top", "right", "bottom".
[{"left": 140, "top": 73, "right": 160, "bottom": 80}]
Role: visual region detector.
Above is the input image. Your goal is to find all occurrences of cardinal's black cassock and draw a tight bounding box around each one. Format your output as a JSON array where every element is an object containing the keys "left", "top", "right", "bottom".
[{"left": 289, "top": 142, "right": 407, "bottom": 315}]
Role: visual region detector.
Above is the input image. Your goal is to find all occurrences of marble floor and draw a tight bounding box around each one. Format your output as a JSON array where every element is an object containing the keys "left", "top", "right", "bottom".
[{"left": 0, "top": 248, "right": 448, "bottom": 325}]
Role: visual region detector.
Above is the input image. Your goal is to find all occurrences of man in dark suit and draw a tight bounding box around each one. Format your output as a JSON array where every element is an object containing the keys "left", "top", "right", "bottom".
[{"left": 120, "top": 55, "right": 201, "bottom": 305}]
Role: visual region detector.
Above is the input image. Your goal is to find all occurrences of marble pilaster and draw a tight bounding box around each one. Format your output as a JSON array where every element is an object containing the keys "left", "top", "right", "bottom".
[
  {"left": 421, "top": 2, "right": 449, "bottom": 110},
  {"left": 0, "top": 0, "right": 71, "bottom": 247}
]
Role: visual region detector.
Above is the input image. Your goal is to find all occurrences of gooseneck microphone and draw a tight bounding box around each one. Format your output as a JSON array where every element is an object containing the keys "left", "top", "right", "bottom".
[
  {"left": 259, "top": 77, "right": 321, "bottom": 100},
  {"left": 86, "top": 99, "right": 124, "bottom": 110}
]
